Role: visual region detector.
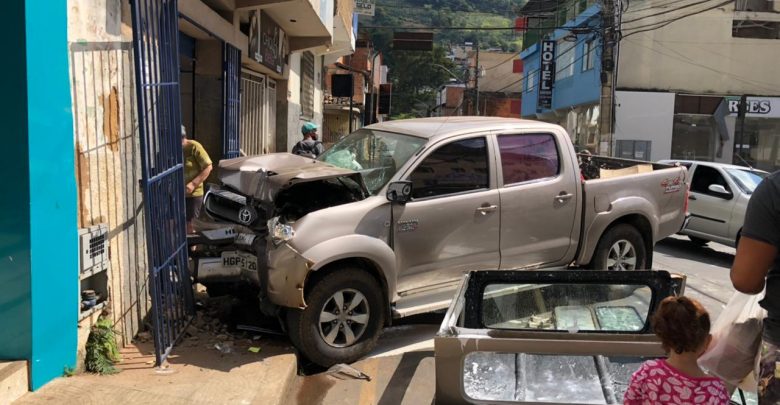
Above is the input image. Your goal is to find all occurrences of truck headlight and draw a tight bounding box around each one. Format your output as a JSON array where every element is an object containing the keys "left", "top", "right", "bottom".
[{"left": 268, "top": 217, "right": 294, "bottom": 245}]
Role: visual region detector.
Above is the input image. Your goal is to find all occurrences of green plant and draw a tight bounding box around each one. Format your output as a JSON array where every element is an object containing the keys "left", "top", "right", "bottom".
[
  {"left": 63, "top": 366, "right": 76, "bottom": 377},
  {"left": 85, "top": 316, "right": 121, "bottom": 374}
]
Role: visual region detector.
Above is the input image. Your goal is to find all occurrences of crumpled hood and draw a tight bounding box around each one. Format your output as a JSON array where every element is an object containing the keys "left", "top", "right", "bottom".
[{"left": 219, "top": 153, "right": 364, "bottom": 202}]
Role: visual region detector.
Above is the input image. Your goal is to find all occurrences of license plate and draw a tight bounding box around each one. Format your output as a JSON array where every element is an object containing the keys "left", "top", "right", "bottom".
[
  {"left": 197, "top": 251, "right": 258, "bottom": 280},
  {"left": 222, "top": 251, "right": 258, "bottom": 272}
]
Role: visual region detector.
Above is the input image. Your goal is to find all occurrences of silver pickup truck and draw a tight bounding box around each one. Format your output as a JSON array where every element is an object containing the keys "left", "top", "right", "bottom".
[{"left": 189, "top": 117, "right": 688, "bottom": 367}]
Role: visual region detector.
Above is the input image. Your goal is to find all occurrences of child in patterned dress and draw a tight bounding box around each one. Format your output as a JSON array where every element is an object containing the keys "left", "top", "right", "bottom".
[{"left": 624, "top": 296, "right": 729, "bottom": 404}]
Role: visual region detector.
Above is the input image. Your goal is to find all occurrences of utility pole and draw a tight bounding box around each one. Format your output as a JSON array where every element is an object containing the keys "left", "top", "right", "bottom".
[
  {"left": 598, "top": 0, "right": 620, "bottom": 156},
  {"left": 474, "top": 39, "right": 480, "bottom": 116}
]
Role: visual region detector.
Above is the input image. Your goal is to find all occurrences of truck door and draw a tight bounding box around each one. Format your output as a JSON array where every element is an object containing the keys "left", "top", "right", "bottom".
[
  {"left": 393, "top": 136, "right": 500, "bottom": 294},
  {"left": 494, "top": 132, "right": 579, "bottom": 269},
  {"left": 687, "top": 165, "right": 735, "bottom": 239}
]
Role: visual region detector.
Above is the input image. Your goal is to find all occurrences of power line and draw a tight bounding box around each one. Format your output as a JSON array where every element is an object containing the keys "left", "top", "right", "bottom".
[
  {"left": 621, "top": 0, "right": 715, "bottom": 24},
  {"left": 621, "top": 37, "right": 778, "bottom": 92},
  {"left": 621, "top": 0, "right": 733, "bottom": 36}
]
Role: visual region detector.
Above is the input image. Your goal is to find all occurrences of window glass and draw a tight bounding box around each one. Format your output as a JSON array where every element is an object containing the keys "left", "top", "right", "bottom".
[
  {"left": 582, "top": 40, "right": 596, "bottom": 71},
  {"left": 481, "top": 283, "right": 651, "bottom": 332},
  {"left": 319, "top": 129, "right": 426, "bottom": 195},
  {"left": 726, "top": 168, "right": 768, "bottom": 194},
  {"left": 498, "top": 134, "right": 560, "bottom": 185},
  {"left": 410, "top": 137, "right": 489, "bottom": 199},
  {"left": 690, "top": 165, "right": 731, "bottom": 196},
  {"left": 556, "top": 40, "right": 575, "bottom": 80}
]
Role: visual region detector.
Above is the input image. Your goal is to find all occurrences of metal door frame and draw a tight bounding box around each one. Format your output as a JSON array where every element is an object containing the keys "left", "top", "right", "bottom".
[
  {"left": 130, "top": 0, "right": 194, "bottom": 365},
  {"left": 222, "top": 43, "right": 241, "bottom": 158}
]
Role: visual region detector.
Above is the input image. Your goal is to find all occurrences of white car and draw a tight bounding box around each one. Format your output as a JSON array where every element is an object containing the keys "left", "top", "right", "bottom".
[{"left": 660, "top": 160, "right": 768, "bottom": 247}]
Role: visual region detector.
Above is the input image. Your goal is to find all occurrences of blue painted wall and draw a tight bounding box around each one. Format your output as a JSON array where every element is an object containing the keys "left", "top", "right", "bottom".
[
  {"left": 0, "top": 0, "right": 33, "bottom": 364},
  {"left": 521, "top": 4, "right": 603, "bottom": 117},
  {"left": 26, "top": 0, "right": 78, "bottom": 389},
  {"left": 0, "top": 0, "right": 78, "bottom": 390}
]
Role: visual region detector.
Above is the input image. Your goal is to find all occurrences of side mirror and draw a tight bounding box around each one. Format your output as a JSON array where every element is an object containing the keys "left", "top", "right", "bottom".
[
  {"left": 386, "top": 181, "right": 413, "bottom": 204},
  {"left": 708, "top": 184, "right": 730, "bottom": 195}
]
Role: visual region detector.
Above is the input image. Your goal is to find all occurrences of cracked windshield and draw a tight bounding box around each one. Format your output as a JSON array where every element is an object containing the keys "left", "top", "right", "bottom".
[{"left": 15, "top": 0, "right": 776, "bottom": 404}]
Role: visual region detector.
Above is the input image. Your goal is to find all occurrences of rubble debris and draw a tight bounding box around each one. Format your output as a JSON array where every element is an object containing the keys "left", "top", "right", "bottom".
[
  {"left": 325, "top": 364, "right": 372, "bottom": 381},
  {"left": 248, "top": 347, "right": 261, "bottom": 354}
]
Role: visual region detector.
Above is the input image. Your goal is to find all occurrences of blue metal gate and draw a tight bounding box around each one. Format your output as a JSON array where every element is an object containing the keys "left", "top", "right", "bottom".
[
  {"left": 130, "top": 0, "right": 194, "bottom": 365},
  {"left": 223, "top": 43, "right": 241, "bottom": 158}
]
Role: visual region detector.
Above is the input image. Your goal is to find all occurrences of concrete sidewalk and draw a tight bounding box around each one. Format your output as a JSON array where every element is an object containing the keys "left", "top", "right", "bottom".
[{"left": 15, "top": 337, "right": 297, "bottom": 405}]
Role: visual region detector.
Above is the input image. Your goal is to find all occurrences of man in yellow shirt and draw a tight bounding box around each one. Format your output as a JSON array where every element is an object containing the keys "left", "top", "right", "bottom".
[{"left": 182, "top": 125, "right": 212, "bottom": 233}]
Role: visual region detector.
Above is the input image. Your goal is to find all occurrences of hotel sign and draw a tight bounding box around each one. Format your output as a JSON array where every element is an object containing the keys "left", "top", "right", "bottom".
[{"left": 538, "top": 40, "right": 556, "bottom": 110}]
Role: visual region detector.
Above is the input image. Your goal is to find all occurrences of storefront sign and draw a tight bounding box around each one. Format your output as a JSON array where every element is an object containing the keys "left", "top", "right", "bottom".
[
  {"left": 538, "top": 40, "right": 556, "bottom": 110},
  {"left": 355, "top": 0, "right": 376, "bottom": 16},
  {"left": 259, "top": 12, "right": 285, "bottom": 74},
  {"left": 726, "top": 96, "right": 780, "bottom": 118},
  {"left": 249, "top": 10, "right": 261, "bottom": 62}
]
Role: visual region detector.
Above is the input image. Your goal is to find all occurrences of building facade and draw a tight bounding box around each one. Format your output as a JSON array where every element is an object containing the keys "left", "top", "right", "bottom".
[
  {"left": 2, "top": 0, "right": 355, "bottom": 395},
  {"left": 520, "top": 3, "right": 603, "bottom": 151},
  {"left": 614, "top": 0, "right": 780, "bottom": 170}
]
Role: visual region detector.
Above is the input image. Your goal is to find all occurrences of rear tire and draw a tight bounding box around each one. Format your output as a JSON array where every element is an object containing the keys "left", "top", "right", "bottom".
[
  {"left": 286, "top": 267, "right": 385, "bottom": 367},
  {"left": 590, "top": 224, "right": 647, "bottom": 271},
  {"left": 688, "top": 236, "right": 709, "bottom": 247}
]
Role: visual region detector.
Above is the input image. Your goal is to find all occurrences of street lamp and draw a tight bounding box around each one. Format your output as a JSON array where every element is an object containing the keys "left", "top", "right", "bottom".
[{"left": 432, "top": 63, "right": 465, "bottom": 84}]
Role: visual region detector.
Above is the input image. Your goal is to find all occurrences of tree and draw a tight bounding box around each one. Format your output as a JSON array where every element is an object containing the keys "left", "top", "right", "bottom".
[{"left": 388, "top": 46, "right": 458, "bottom": 116}]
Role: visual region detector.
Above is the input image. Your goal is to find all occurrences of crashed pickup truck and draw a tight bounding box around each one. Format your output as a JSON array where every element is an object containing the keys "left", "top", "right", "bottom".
[{"left": 188, "top": 117, "right": 688, "bottom": 367}]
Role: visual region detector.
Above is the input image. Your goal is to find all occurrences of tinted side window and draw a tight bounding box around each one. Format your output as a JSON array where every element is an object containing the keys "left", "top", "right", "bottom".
[
  {"left": 410, "top": 137, "right": 489, "bottom": 199},
  {"left": 691, "top": 165, "right": 730, "bottom": 196},
  {"left": 498, "top": 134, "right": 560, "bottom": 185}
]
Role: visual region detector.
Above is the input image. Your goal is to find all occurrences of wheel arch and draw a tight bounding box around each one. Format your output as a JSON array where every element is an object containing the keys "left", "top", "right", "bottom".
[{"left": 582, "top": 213, "right": 654, "bottom": 268}]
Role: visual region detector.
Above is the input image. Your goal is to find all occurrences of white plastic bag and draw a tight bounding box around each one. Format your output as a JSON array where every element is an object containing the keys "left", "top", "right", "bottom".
[{"left": 698, "top": 291, "right": 766, "bottom": 388}]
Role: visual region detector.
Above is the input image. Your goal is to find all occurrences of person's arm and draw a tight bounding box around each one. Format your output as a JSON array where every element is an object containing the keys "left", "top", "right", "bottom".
[
  {"left": 732, "top": 236, "right": 777, "bottom": 294},
  {"left": 731, "top": 178, "right": 779, "bottom": 294},
  {"left": 186, "top": 164, "right": 213, "bottom": 194}
]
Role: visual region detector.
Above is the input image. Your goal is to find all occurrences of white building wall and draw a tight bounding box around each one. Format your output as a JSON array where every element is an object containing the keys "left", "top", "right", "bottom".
[
  {"left": 614, "top": 91, "right": 675, "bottom": 162},
  {"left": 284, "top": 52, "right": 325, "bottom": 152},
  {"left": 618, "top": 3, "right": 780, "bottom": 95}
]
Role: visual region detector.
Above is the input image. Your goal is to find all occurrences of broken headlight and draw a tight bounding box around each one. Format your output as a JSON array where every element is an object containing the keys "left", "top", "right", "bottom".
[{"left": 268, "top": 216, "right": 294, "bottom": 245}]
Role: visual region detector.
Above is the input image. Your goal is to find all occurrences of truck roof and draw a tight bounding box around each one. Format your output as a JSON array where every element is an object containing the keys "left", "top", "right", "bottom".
[{"left": 366, "top": 117, "right": 564, "bottom": 141}]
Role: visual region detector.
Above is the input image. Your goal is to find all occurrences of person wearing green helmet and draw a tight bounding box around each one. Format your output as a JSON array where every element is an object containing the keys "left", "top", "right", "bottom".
[{"left": 292, "top": 121, "right": 325, "bottom": 158}]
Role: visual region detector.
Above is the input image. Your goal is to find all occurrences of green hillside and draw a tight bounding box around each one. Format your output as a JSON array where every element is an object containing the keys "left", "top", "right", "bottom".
[{"left": 359, "top": 0, "right": 526, "bottom": 117}]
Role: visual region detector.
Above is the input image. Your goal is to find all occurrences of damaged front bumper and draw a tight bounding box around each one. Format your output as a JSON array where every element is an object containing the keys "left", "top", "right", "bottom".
[{"left": 266, "top": 242, "right": 315, "bottom": 310}]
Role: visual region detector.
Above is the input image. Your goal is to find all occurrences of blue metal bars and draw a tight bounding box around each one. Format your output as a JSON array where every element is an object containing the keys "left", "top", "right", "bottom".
[
  {"left": 130, "top": 0, "right": 194, "bottom": 366},
  {"left": 223, "top": 43, "right": 241, "bottom": 158}
]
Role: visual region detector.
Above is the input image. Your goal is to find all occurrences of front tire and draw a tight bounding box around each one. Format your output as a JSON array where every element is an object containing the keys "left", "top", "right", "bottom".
[
  {"left": 590, "top": 224, "right": 647, "bottom": 271},
  {"left": 286, "top": 267, "right": 385, "bottom": 367}
]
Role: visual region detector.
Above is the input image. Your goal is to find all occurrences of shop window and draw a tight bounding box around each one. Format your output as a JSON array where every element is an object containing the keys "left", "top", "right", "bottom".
[
  {"left": 671, "top": 115, "right": 717, "bottom": 161},
  {"left": 615, "top": 140, "right": 652, "bottom": 161},
  {"left": 300, "top": 51, "right": 315, "bottom": 119},
  {"left": 410, "top": 138, "right": 489, "bottom": 199},
  {"left": 498, "top": 134, "right": 560, "bottom": 185},
  {"left": 735, "top": 0, "right": 771, "bottom": 12},
  {"left": 733, "top": 20, "right": 780, "bottom": 39},
  {"left": 582, "top": 40, "right": 596, "bottom": 71}
]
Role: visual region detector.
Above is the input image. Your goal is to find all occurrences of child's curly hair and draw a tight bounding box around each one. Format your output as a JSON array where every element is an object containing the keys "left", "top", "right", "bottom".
[{"left": 652, "top": 296, "right": 711, "bottom": 354}]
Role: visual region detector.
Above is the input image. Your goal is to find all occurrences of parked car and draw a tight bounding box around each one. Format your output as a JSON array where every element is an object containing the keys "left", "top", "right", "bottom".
[
  {"left": 189, "top": 117, "right": 688, "bottom": 367},
  {"left": 432, "top": 269, "right": 753, "bottom": 405},
  {"left": 659, "top": 160, "right": 768, "bottom": 247}
]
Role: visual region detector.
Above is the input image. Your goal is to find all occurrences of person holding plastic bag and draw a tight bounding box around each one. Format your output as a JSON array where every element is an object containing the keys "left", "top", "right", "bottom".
[{"left": 730, "top": 170, "right": 780, "bottom": 404}]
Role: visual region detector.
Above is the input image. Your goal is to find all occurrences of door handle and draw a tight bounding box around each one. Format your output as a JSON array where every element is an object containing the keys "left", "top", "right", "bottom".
[
  {"left": 555, "top": 192, "right": 574, "bottom": 203},
  {"left": 689, "top": 195, "right": 697, "bottom": 200},
  {"left": 476, "top": 205, "right": 498, "bottom": 215}
]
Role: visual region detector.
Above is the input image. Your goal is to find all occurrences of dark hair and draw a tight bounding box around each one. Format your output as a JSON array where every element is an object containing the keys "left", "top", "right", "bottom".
[{"left": 652, "top": 296, "right": 711, "bottom": 354}]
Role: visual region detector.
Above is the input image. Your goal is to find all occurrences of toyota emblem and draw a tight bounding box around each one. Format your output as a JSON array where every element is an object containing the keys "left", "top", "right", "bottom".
[{"left": 238, "top": 206, "right": 255, "bottom": 225}]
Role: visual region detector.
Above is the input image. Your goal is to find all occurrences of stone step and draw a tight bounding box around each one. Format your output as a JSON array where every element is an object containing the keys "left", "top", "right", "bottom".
[{"left": 0, "top": 361, "right": 28, "bottom": 404}]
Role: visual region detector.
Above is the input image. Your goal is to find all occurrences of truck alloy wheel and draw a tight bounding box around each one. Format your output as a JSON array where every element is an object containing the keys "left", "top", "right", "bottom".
[
  {"left": 318, "top": 289, "right": 370, "bottom": 348},
  {"left": 285, "top": 267, "right": 385, "bottom": 367},
  {"left": 607, "top": 240, "right": 637, "bottom": 271},
  {"left": 590, "top": 224, "right": 647, "bottom": 271}
]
